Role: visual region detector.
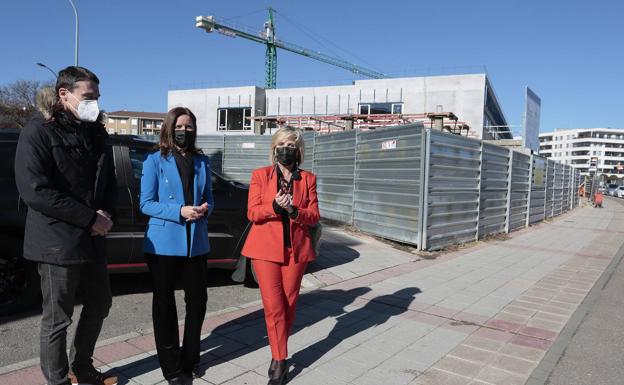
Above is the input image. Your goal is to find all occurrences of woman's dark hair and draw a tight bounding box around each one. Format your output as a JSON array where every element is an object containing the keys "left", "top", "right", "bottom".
[
  {"left": 159, "top": 107, "right": 202, "bottom": 156},
  {"left": 53, "top": 66, "right": 100, "bottom": 113}
]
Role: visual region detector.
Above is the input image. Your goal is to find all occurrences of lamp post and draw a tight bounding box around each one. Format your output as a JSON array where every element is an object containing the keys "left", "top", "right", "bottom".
[
  {"left": 67, "top": 0, "right": 79, "bottom": 66},
  {"left": 36, "top": 62, "right": 57, "bottom": 78}
]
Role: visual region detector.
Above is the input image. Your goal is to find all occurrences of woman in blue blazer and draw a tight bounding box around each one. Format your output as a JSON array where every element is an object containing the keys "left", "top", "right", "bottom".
[{"left": 140, "top": 107, "right": 214, "bottom": 385}]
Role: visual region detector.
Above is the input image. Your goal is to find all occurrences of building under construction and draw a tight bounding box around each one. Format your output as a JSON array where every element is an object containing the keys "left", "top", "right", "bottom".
[{"left": 168, "top": 73, "right": 510, "bottom": 139}]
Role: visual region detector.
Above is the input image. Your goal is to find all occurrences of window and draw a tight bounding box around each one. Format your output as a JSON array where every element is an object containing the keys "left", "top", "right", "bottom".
[
  {"left": 217, "top": 107, "right": 252, "bottom": 131},
  {"left": 0, "top": 143, "right": 16, "bottom": 178},
  {"left": 358, "top": 102, "right": 403, "bottom": 115},
  {"left": 108, "top": 118, "right": 114, "bottom": 124},
  {"left": 128, "top": 147, "right": 149, "bottom": 183},
  {"left": 131, "top": 119, "right": 138, "bottom": 126},
  {"left": 120, "top": 119, "right": 127, "bottom": 125}
]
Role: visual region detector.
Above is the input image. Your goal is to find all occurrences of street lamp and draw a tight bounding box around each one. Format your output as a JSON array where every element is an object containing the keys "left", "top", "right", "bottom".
[
  {"left": 67, "top": 0, "right": 79, "bottom": 66},
  {"left": 36, "top": 62, "right": 58, "bottom": 78}
]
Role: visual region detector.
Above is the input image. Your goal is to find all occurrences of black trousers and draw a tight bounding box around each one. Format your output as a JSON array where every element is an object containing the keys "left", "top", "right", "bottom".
[{"left": 146, "top": 254, "right": 208, "bottom": 380}]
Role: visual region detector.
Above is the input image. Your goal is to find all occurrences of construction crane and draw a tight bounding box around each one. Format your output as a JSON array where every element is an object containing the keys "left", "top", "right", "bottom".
[{"left": 195, "top": 8, "right": 387, "bottom": 89}]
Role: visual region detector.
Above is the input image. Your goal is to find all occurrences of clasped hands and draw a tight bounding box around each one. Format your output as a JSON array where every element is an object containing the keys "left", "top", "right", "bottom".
[
  {"left": 91, "top": 209, "right": 113, "bottom": 236},
  {"left": 275, "top": 190, "right": 293, "bottom": 214},
  {"left": 181, "top": 202, "right": 210, "bottom": 222}
]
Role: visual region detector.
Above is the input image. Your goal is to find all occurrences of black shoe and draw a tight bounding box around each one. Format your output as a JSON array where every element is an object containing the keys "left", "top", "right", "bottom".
[
  {"left": 267, "top": 359, "right": 287, "bottom": 385},
  {"left": 268, "top": 359, "right": 277, "bottom": 377},
  {"left": 166, "top": 374, "right": 190, "bottom": 385},
  {"left": 183, "top": 364, "right": 202, "bottom": 379},
  {"left": 69, "top": 367, "right": 118, "bottom": 385}
]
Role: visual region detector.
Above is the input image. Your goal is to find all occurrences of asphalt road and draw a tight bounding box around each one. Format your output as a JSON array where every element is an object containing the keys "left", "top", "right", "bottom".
[
  {"left": 0, "top": 268, "right": 261, "bottom": 367},
  {"left": 546, "top": 197, "right": 624, "bottom": 385}
]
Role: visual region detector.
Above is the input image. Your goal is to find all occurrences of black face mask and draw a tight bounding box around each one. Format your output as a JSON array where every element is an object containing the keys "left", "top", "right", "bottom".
[
  {"left": 275, "top": 146, "right": 297, "bottom": 166},
  {"left": 174, "top": 130, "right": 194, "bottom": 150}
]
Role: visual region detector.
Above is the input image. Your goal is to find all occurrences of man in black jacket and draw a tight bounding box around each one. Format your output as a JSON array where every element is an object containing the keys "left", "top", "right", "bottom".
[{"left": 15, "top": 66, "right": 118, "bottom": 385}]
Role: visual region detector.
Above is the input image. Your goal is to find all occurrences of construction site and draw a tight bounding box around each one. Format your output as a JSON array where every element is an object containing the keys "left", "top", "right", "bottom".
[{"left": 168, "top": 9, "right": 524, "bottom": 145}]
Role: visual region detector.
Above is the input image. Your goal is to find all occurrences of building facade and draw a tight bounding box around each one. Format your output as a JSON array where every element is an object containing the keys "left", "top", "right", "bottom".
[
  {"left": 539, "top": 128, "right": 624, "bottom": 177},
  {"left": 105, "top": 111, "right": 166, "bottom": 135},
  {"left": 168, "top": 74, "right": 510, "bottom": 139}
]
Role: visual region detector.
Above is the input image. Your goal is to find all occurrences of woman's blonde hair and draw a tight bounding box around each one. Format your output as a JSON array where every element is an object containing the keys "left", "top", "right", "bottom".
[
  {"left": 270, "top": 127, "right": 305, "bottom": 165},
  {"left": 35, "top": 86, "right": 57, "bottom": 120}
]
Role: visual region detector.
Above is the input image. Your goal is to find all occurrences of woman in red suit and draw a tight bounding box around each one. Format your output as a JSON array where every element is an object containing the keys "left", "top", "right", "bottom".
[{"left": 241, "top": 127, "right": 320, "bottom": 385}]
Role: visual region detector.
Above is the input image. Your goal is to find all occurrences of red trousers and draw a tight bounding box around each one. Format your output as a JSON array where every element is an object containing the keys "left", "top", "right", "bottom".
[{"left": 252, "top": 249, "right": 308, "bottom": 360}]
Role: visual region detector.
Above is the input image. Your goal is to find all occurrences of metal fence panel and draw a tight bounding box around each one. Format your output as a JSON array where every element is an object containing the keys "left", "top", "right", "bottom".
[
  {"left": 300, "top": 131, "right": 316, "bottom": 171},
  {"left": 222, "top": 136, "right": 272, "bottom": 183},
  {"left": 529, "top": 156, "right": 547, "bottom": 224},
  {"left": 553, "top": 163, "right": 564, "bottom": 216},
  {"left": 573, "top": 170, "right": 581, "bottom": 207},
  {"left": 545, "top": 159, "right": 555, "bottom": 218},
  {"left": 196, "top": 136, "right": 225, "bottom": 175},
  {"left": 353, "top": 124, "right": 425, "bottom": 245},
  {"left": 313, "top": 130, "right": 357, "bottom": 224},
  {"left": 562, "top": 165, "right": 571, "bottom": 212},
  {"left": 508, "top": 151, "right": 531, "bottom": 231},
  {"left": 422, "top": 130, "right": 481, "bottom": 250},
  {"left": 479, "top": 143, "right": 510, "bottom": 238}
]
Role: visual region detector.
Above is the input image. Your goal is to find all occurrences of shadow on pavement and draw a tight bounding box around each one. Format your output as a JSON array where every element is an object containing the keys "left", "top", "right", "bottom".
[{"left": 111, "top": 286, "right": 421, "bottom": 384}]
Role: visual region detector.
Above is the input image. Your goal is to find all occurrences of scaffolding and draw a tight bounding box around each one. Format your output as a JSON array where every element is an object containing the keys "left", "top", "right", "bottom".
[{"left": 252, "top": 112, "right": 471, "bottom": 136}]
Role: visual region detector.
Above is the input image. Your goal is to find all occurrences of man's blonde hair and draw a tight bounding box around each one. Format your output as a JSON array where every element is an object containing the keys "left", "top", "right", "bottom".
[{"left": 270, "top": 127, "right": 305, "bottom": 165}]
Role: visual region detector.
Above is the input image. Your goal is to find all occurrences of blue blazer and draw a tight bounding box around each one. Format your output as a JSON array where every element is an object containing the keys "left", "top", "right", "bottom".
[{"left": 140, "top": 151, "right": 214, "bottom": 257}]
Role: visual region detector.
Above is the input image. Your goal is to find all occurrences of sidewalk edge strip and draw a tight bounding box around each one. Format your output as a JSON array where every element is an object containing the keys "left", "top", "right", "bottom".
[{"left": 525, "top": 238, "right": 624, "bottom": 385}]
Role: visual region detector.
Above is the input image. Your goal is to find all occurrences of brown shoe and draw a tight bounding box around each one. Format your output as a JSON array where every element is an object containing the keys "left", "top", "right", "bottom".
[{"left": 69, "top": 367, "right": 118, "bottom": 385}]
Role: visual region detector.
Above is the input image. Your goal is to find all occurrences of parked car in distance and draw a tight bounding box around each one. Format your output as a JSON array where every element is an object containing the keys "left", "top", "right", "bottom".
[
  {"left": 607, "top": 183, "right": 619, "bottom": 196},
  {"left": 1, "top": 130, "right": 254, "bottom": 315},
  {"left": 616, "top": 186, "right": 624, "bottom": 198}
]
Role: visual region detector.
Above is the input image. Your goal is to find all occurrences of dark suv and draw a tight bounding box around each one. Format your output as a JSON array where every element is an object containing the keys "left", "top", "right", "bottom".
[{"left": 0, "top": 130, "right": 253, "bottom": 315}]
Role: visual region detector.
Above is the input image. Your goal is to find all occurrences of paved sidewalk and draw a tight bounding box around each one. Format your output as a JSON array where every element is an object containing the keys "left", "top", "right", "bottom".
[{"left": 1, "top": 198, "right": 622, "bottom": 385}]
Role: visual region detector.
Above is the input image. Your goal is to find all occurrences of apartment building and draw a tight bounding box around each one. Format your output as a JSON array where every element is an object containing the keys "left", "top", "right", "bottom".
[
  {"left": 105, "top": 111, "right": 166, "bottom": 135},
  {"left": 539, "top": 128, "right": 624, "bottom": 176}
]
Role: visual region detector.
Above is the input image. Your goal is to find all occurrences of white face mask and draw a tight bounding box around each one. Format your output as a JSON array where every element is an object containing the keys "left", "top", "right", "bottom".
[{"left": 67, "top": 92, "right": 100, "bottom": 122}]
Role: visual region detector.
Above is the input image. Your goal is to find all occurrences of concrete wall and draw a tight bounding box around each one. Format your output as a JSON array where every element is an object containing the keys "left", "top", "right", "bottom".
[
  {"left": 168, "top": 74, "right": 492, "bottom": 138},
  {"left": 168, "top": 86, "right": 261, "bottom": 135}
]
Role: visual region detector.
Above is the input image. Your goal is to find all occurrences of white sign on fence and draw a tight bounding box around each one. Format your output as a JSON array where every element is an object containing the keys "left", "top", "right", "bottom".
[
  {"left": 381, "top": 140, "right": 397, "bottom": 150},
  {"left": 241, "top": 142, "right": 256, "bottom": 149}
]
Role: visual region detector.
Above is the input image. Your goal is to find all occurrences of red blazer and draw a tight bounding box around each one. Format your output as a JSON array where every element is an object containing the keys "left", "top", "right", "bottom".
[{"left": 241, "top": 165, "right": 320, "bottom": 263}]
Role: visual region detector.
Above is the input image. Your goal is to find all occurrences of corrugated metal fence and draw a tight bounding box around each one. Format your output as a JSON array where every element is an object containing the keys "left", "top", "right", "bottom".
[
  {"left": 353, "top": 125, "right": 425, "bottom": 245},
  {"left": 529, "top": 156, "right": 547, "bottom": 225},
  {"left": 138, "top": 125, "right": 579, "bottom": 251},
  {"left": 479, "top": 143, "right": 510, "bottom": 239},
  {"left": 421, "top": 130, "right": 481, "bottom": 250}
]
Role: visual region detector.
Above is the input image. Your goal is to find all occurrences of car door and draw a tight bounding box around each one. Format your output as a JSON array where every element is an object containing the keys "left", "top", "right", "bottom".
[
  {"left": 124, "top": 144, "right": 152, "bottom": 263},
  {"left": 104, "top": 145, "right": 134, "bottom": 266}
]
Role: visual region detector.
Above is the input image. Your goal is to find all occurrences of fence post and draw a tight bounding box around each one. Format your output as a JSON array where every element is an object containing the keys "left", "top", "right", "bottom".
[
  {"left": 526, "top": 154, "right": 533, "bottom": 228},
  {"left": 505, "top": 149, "right": 513, "bottom": 234},
  {"left": 419, "top": 129, "right": 432, "bottom": 250},
  {"left": 351, "top": 131, "right": 359, "bottom": 227},
  {"left": 475, "top": 141, "right": 484, "bottom": 241}
]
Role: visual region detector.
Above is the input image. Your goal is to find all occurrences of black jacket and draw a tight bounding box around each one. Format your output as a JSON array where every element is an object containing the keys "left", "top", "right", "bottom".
[{"left": 14, "top": 112, "right": 117, "bottom": 265}]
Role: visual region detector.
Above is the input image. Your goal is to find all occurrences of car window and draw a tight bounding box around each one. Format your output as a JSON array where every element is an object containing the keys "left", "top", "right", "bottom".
[
  {"left": 128, "top": 147, "right": 150, "bottom": 184},
  {"left": 0, "top": 142, "right": 16, "bottom": 178}
]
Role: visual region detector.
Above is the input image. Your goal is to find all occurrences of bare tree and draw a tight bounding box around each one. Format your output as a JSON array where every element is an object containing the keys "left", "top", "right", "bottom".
[{"left": 0, "top": 80, "right": 52, "bottom": 129}]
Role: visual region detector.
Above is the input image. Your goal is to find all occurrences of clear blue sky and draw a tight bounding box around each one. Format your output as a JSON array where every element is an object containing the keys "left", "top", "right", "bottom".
[{"left": 1, "top": 0, "right": 622, "bottom": 132}]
